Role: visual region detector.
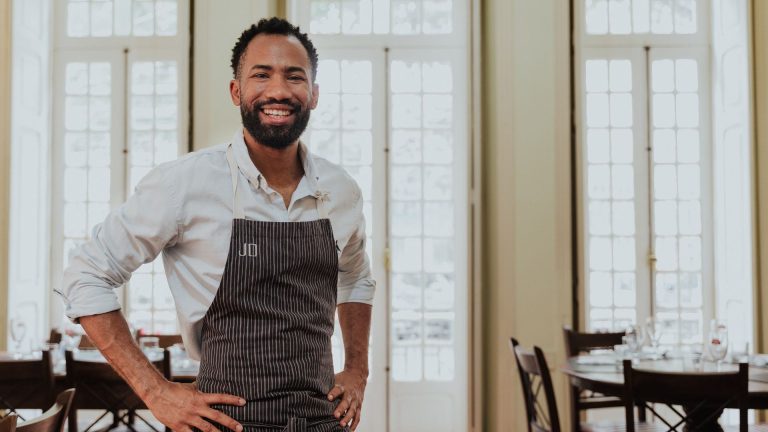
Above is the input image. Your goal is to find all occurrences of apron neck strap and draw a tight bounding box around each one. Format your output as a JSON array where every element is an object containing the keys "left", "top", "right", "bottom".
[
  {"left": 227, "top": 142, "right": 330, "bottom": 221},
  {"left": 225, "top": 144, "right": 245, "bottom": 219}
]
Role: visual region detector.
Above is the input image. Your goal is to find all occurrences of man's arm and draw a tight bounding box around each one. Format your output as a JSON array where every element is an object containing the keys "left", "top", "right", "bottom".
[
  {"left": 80, "top": 311, "right": 245, "bottom": 432},
  {"left": 328, "top": 303, "right": 372, "bottom": 431},
  {"left": 62, "top": 167, "right": 245, "bottom": 432}
]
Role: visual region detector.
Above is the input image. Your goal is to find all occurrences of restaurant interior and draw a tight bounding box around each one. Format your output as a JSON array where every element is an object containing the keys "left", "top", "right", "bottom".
[{"left": 2, "top": 0, "right": 768, "bottom": 431}]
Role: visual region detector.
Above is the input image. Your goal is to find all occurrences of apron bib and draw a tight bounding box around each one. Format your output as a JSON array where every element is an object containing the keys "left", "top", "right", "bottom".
[{"left": 196, "top": 144, "right": 347, "bottom": 432}]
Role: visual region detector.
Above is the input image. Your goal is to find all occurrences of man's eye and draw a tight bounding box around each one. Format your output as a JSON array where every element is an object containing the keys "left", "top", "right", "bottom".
[
  {"left": 252, "top": 73, "right": 268, "bottom": 79},
  {"left": 289, "top": 76, "right": 305, "bottom": 81}
]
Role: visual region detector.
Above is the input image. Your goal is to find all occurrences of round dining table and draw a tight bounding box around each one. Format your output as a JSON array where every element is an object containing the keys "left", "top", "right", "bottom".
[
  {"left": 561, "top": 354, "right": 768, "bottom": 431},
  {"left": 0, "top": 348, "right": 200, "bottom": 382}
]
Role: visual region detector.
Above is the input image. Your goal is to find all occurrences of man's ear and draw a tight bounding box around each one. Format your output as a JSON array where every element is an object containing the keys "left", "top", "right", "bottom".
[
  {"left": 230, "top": 79, "right": 241, "bottom": 106},
  {"left": 310, "top": 83, "right": 319, "bottom": 110}
]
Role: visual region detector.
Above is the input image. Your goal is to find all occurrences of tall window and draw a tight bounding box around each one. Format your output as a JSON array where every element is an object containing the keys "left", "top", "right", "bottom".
[
  {"left": 293, "top": 1, "right": 469, "bottom": 431},
  {"left": 577, "top": 0, "right": 713, "bottom": 347},
  {"left": 53, "top": 0, "right": 189, "bottom": 334}
]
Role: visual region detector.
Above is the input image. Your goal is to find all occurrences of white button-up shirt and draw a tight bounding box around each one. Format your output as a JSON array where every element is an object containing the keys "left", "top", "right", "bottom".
[{"left": 58, "top": 130, "right": 375, "bottom": 359}]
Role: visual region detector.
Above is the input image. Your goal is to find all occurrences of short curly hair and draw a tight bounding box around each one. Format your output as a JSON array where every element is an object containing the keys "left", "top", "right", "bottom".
[{"left": 230, "top": 17, "right": 319, "bottom": 82}]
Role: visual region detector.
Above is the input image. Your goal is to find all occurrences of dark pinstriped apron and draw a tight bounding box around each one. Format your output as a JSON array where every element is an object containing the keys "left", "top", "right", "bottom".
[{"left": 196, "top": 144, "right": 347, "bottom": 432}]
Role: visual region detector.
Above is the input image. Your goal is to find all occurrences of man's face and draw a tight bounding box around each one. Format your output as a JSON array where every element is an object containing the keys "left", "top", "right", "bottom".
[{"left": 230, "top": 34, "right": 318, "bottom": 149}]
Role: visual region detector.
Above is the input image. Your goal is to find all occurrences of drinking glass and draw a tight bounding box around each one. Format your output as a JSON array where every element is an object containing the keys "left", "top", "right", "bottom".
[
  {"left": 645, "top": 317, "right": 663, "bottom": 357},
  {"left": 708, "top": 323, "right": 729, "bottom": 370},
  {"left": 9, "top": 317, "right": 27, "bottom": 358},
  {"left": 625, "top": 325, "right": 645, "bottom": 355}
]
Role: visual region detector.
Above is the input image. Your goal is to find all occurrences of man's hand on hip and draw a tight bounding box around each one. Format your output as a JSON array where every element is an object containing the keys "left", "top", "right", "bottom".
[
  {"left": 327, "top": 369, "right": 368, "bottom": 431},
  {"left": 145, "top": 381, "right": 245, "bottom": 432}
]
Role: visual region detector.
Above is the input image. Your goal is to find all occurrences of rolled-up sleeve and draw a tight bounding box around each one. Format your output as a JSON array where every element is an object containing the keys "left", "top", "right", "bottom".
[
  {"left": 57, "top": 165, "right": 179, "bottom": 321},
  {"left": 336, "top": 186, "right": 375, "bottom": 305}
]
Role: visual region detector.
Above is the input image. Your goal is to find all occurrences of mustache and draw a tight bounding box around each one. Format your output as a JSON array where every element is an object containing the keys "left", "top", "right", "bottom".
[{"left": 251, "top": 98, "right": 302, "bottom": 112}]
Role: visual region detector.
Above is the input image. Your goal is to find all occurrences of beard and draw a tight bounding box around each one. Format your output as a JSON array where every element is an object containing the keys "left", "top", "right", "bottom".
[{"left": 240, "top": 98, "right": 312, "bottom": 150}]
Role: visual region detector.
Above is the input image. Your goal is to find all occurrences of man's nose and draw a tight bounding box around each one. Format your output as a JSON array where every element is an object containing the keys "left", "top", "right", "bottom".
[{"left": 263, "top": 77, "right": 292, "bottom": 100}]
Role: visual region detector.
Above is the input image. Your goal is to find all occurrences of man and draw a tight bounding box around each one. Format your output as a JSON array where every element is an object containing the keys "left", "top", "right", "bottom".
[{"left": 58, "top": 17, "right": 374, "bottom": 432}]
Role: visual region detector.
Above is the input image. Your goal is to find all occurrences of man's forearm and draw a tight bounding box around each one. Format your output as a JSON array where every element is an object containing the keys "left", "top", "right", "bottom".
[
  {"left": 79, "top": 310, "right": 167, "bottom": 399},
  {"left": 337, "top": 302, "right": 372, "bottom": 373}
]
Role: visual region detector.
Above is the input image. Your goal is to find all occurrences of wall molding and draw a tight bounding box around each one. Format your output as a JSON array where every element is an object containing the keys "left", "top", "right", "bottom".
[
  {"left": 0, "top": 0, "right": 12, "bottom": 351},
  {"left": 754, "top": 0, "right": 768, "bottom": 353}
]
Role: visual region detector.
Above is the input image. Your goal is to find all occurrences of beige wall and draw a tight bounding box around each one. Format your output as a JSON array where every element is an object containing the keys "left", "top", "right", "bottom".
[
  {"left": 481, "top": 0, "right": 573, "bottom": 430},
  {"left": 0, "top": 0, "right": 11, "bottom": 351},
  {"left": 755, "top": 0, "right": 768, "bottom": 353},
  {"left": 191, "top": 0, "right": 282, "bottom": 150}
]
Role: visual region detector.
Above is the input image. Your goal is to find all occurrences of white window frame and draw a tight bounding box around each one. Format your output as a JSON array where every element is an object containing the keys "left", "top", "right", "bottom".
[
  {"left": 575, "top": 0, "right": 716, "bottom": 342},
  {"left": 289, "top": 2, "right": 471, "bottom": 431},
  {"left": 49, "top": 0, "right": 190, "bottom": 330}
]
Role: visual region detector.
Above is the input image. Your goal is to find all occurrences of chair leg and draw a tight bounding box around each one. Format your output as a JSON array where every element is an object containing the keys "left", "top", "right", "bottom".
[
  {"left": 570, "top": 386, "right": 582, "bottom": 432},
  {"left": 637, "top": 402, "right": 646, "bottom": 422},
  {"left": 68, "top": 408, "right": 78, "bottom": 432}
]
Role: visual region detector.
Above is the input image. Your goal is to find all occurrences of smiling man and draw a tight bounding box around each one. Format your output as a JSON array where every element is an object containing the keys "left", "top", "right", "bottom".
[{"left": 58, "top": 18, "right": 375, "bottom": 432}]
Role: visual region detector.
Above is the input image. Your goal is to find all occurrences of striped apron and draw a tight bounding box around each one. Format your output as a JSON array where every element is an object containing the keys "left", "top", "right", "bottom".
[{"left": 196, "top": 144, "right": 347, "bottom": 432}]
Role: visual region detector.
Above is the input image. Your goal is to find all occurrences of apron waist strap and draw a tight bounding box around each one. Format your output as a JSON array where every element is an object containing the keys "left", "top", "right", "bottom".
[{"left": 239, "top": 416, "right": 343, "bottom": 432}]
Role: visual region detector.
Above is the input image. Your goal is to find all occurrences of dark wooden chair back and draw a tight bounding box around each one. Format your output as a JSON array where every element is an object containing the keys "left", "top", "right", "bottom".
[
  {"left": 16, "top": 389, "right": 75, "bottom": 432},
  {"left": 622, "top": 359, "right": 749, "bottom": 432},
  {"left": 138, "top": 334, "right": 183, "bottom": 349},
  {"left": 510, "top": 338, "right": 561, "bottom": 432},
  {"left": 65, "top": 350, "right": 169, "bottom": 432},
  {"left": 0, "top": 415, "right": 17, "bottom": 432},
  {"left": 562, "top": 326, "right": 633, "bottom": 431},
  {"left": 47, "top": 330, "right": 62, "bottom": 345},
  {"left": 0, "top": 351, "right": 55, "bottom": 421},
  {"left": 563, "top": 326, "right": 624, "bottom": 356}
]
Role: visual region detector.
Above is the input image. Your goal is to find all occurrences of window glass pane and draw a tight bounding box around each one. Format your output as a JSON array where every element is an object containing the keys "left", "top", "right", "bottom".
[
  {"left": 609, "top": 60, "right": 632, "bottom": 92},
  {"left": 651, "top": 0, "right": 674, "bottom": 34},
  {"left": 341, "top": 0, "right": 372, "bottom": 34},
  {"left": 590, "top": 272, "right": 613, "bottom": 307},
  {"left": 423, "top": 0, "right": 452, "bottom": 34},
  {"left": 585, "top": 0, "right": 609, "bottom": 34},
  {"left": 614, "top": 272, "right": 636, "bottom": 307},
  {"left": 156, "top": 0, "right": 178, "bottom": 36},
  {"left": 392, "top": 0, "right": 421, "bottom": 34},
  {"left": 133, "top": 0, "right": 155, "bottom": 36},
  {"left": 608, "top": 0, "right": 631, "bottom": 34},
  {"left": 632, "top": 0, "right": 650, "bottom": 33},
  {"left": 674, "top": 0, "right": 697, "bottom": 34},
  {"left": 67, "top": 2, "right": 90, "bottom": 37},
  {"left": 91, "top": 1, "right": 114, "bottom": 37}
]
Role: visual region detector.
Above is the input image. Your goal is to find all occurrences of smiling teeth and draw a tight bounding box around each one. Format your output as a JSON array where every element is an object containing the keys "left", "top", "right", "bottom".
[{"left": 264, "top": 109, "right": 291, "bottom": 116}]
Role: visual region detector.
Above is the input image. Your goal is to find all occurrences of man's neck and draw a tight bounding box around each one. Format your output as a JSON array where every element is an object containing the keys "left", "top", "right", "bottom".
[{"left": 242, "top": 129, "right": 305, "bottom": 188}]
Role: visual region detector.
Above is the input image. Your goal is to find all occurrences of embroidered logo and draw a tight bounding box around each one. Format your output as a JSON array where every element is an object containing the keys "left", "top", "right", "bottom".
[{"left": 238, "top": 243, "right": 258, "bottom": 257}]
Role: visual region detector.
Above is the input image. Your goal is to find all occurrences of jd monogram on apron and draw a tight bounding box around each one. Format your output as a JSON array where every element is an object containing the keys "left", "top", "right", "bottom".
[{"left": 197, "top": 144, "right": 348, "bottom": 432}]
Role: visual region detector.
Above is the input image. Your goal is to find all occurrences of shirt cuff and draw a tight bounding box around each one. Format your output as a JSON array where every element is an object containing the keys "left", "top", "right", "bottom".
[
  {"left": 337, "top": 278, "right": 376, "bottom": 305},
  {"left": 58, "top": 285, "right": 123, "bottom": 323}
]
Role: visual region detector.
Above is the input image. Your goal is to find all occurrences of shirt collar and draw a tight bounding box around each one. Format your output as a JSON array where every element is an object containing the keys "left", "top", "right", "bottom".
[{"left": 231, "top": 129, "right": 322, "bottom": 193}]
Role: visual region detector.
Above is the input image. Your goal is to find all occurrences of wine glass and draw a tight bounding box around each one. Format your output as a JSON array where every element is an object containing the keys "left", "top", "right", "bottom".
[
  {"left": 625, "top": 325, "right": 645, "bottom": 355},
  {"left": 9, "top": 317, "right": 27, "bottom": 358},
  {"left": 708, "top": 323, "right": 729, "bottom": 370},
  {"left": 645, "top": 317, "right": 663, "bottom": 358}
]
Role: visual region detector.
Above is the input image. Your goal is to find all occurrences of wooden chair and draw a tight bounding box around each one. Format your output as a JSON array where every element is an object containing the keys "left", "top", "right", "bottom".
[
  {"left": 0, "top": 350, "right": 55, "bottom": 421},
  {"left": 563, "top": 326, "right": 642, "bottom": 431},
  {"left": 46, "top": 330, "right": 62, "bottom": 345},
  {"left": 16, "top": 389, "right": 75, "bottom": 432},
  {"left": 0, "top": 415, "right": 17, "bottom": 432},
  {"left": 65, "top": 350, "right": 169, "bottom": 432},
  {"left": 621, "top": 359, "right": 757, "bottom": 432},
  {"left": 510, "top": 338, "right": 660, "bottom": 432}
]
